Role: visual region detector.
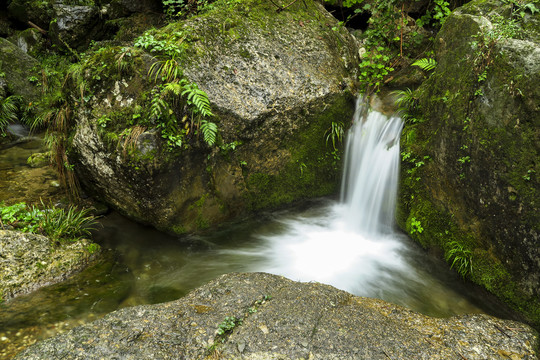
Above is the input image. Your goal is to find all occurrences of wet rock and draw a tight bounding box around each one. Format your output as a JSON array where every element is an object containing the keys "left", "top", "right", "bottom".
[
  {"left": 397, "top": 0, "right": 540, "bottom": 326},
  {"left": 26, "top": 151, "right": 50, "bottom": 168},
  {"left": 15, "top": 272, "right": 539, "bottom": 359},
  {"left": 8, "top": 28, "right": 46, "bottom": 57},
  {"left": 0, "top": 230, "right": 98, "bottom": 300}
]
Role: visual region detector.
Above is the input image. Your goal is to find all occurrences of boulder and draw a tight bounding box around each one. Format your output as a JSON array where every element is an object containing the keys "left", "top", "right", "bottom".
[
  {"left": 0, "top": 37, "right": 40, "bottom": 103},
  {"left": 49, "top": 4, "right": 103, "bottom": 50},
  {"left": 70, "top": 0, "right": 359, "bottom": 234},
  {"left": 397, "top": 0, "right": 540, "bottom": 325},
  {"left": 7, "top": 0, "right": 55, "bottom": 30},
  {"left": 15, "top": 272, "right": 539, "bottom": 359},
  {"left": 8, "top": 28, "right": 46, "bottom": 57},
  {"left": 0, "top": 230, "right": 98, "bottom": 300}
]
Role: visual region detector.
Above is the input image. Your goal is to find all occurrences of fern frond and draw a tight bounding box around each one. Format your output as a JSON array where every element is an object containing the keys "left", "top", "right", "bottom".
[
  {"left": 181, "top": 83, "right": 213, "bottom": 117},
  {"left": 163, "top": 82, "right": 182, "bottom": 96},
  {"left": 412, "top": 58, "right": 437, "bottom": 72},
  {"left": 200, "top": 119, "right": 218, "bottom": 146}
]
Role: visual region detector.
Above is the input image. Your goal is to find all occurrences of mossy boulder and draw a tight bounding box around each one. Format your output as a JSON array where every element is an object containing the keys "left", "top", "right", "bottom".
[
  {"left": 8, "top": 28, "right": 46, "bottom": 58},
  {"left": 49, "top": 3, "right": 104, "bottom": 50},
  {"left": 15, "top": 272, "right": 539, "bottom": 359},
  {"left": 397, "top": 0, "right": 540, "bottom": 326},
  {"left": 0, "top": 230, "right": 99, "bottom": 301},
  {"left": 7, "top": 0, "right": 55, "bottom": 30},
  {"left": 0, "top": 37, "right": 40, "bottom": 103},
  {"left": 70, "top": 0, "right": 359, "bottom": 234}
]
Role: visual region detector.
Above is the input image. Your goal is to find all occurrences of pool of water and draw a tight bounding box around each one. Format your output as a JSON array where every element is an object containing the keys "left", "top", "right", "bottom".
[{"left": 0, "top": 116, "right": 519, "bottom": 359}]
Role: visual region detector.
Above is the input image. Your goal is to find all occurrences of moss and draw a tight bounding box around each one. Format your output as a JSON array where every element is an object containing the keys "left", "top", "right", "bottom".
[
  {"left": 245, "top": 93, "right": 355, "bottom": 210},
  {"left": 397, "top": 0, "right": 540, "bottom": 327}
]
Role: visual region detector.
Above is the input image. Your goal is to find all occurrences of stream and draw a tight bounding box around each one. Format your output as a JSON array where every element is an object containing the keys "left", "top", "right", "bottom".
[{"left": 0, "top": 103, "right": 517, "bottom": 358}]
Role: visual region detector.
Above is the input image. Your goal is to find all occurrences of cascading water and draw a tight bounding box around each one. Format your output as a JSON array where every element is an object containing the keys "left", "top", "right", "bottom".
[
  {"left": 251, "top": 97, "right": 408, "bottom": 295},
  {"left": 340, "top": 97, "right": 403, "bottom": 235},
  {"left": 244, "top": 96, "right": 483, "bottom": 315}
]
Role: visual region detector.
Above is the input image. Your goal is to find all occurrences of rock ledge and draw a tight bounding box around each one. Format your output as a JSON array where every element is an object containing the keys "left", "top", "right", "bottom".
[{"left": 16, "top": 272, "right": 538, "bottom": 359}]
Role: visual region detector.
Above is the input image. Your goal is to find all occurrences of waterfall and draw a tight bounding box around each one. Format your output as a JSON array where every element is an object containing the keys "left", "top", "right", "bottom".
[
  {"left": 247, "top": 96, "right": 409, "bottom": 294},
  {"left": 340, "top": 97, "right": 403, "bottom": 235},
  {"left": 226, "top": 96, "right": 485, "bottom": 315}
]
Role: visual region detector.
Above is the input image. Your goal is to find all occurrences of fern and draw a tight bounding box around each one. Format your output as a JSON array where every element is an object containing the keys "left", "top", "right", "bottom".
[
  {"left": 181, "top": 83, "right": 213, "bottom": 117},
  {"left": 149, "top": 57, "right": 181, "bottom": 83},
  {"left": 200, "top": 119, "right": 218, "bottom": 146},
  {"left": 412, "top": 58, "right": 437, "bottom": 72},
  {"left": 149, "top": 91, "right": 168, "bottom": 121},
  {"left": 0, "top": 95, "right": 20, "bottom": 134}
]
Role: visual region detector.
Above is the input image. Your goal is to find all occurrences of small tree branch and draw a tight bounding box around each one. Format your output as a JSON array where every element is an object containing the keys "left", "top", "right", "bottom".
[{"left": 28, "top": 21, "right": 47, "bottom": 35}]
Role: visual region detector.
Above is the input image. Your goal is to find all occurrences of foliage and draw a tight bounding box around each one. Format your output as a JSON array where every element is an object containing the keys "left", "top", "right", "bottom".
[
  {"left": 412, "top": 58, "right": 437, "bottom": 72},
  {"left": 325, "top": 121, "right": 344, "bottom": 151},
  {"left": 134, "top": 30, "right": 218, "bottom": 150},
  {"left": 162, "top": 0, "right": 214, "bottom": 20},
  {"left": 216, "top": 316, "right": 242, "bottom": 335},
  {"left": 393, "top": 88, "right": 421, "bottom": 123},
  {"left": 410, "top": 217, "right": 424, "bottom": 234},
  {"left": 134, "top": 31, "right": 187, "bottom": 58},
  {"left": 0, "top": 95, "right": 20, "bottom": 136},
  {"left": 445, "top": 241, "right": 473, "bottom": 278},
  {"left": 358, "top": 47, "right": 394, "bottom": 92},
  {"left": 0, "top": 201, "right": 98, "bottom": 243}
]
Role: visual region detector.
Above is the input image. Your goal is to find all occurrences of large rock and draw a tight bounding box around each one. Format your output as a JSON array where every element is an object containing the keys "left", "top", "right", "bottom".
[
  {"left": 70, "top": 0, "right": 359, "bottom": 234},
  {"left": 7, "top": 0, "right": 55, "bottom": 30},
  {"left": 49, "top": 4, "right": 103, "bottom": 50},
  {"left": 397, "top": 0, "right": 540, "bottom": 325},
  {"left": 0, "top": 230, "right": 98, "bottom": 300},
  {"left": 0, "top": 37, "right": 40, "bottom": 102},
  {"left": 15, "top": 272, "right": 539, "bottom": 359}
]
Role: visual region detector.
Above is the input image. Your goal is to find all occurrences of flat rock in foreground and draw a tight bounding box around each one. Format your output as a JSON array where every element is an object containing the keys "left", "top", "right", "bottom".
[{"left": 16, "top": 272, "right": 538, "bottom": 359}]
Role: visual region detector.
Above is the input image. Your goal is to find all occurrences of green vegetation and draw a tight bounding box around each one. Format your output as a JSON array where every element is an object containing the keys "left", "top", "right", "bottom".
[
  {"left": 0, "top": 201, "right": 98, "bottom": 243},
  {"left": 445, "top": 241, "right": 473, "bottom": 278},
  {"left": 324, "top": 0, "right": 459, "bottom": 94},
  {"left": 0, "top": 95, "right": 20, "bottom": 136},
  {"left": 216, "top": 316, "right": 242, "bottom": 335}
]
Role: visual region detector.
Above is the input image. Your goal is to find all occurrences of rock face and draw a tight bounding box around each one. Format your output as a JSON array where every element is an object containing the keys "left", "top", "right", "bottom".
[
  {"left": 15, "top": 272, "right": 539, "bottom": 359},
  {"left": 70, "top": 0, "right": 359, "bottom": 234},
  {"left": 0, "top": 230, "right": 97, "bottom": 300},
  {"left": 397, "top": 0, "right": 540, "bottom": 325}
]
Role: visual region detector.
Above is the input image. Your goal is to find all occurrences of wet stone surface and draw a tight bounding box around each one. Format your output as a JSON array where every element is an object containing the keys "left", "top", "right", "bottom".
[{"left": 16, "top": 272, "right": 539, "bottom": 360}]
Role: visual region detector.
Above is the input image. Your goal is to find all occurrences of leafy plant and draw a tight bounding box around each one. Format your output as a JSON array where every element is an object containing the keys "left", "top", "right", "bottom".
[
  {"left": 217, "top": 316, "right": 242, "bottom": 335},
  {"left": 325, "top": 121, "right": 344, "bottom": 151},
  {"left": 0, "top": 201, "right": 98, "bottom": 243},
  {"left": 445, "top": 241, "right": 473, "bottom": 278},
  {"left": 358, "top": 47, "right": 394, "bottom": 92},
  {"left": 410, "top": 217, "right": 424, "bottom": 234},
  {"left": 412, "top": 58, "right": 437, "bottom": 72},
  {"left": 0, "top": 95, "right": 20, "bottom": 135}
]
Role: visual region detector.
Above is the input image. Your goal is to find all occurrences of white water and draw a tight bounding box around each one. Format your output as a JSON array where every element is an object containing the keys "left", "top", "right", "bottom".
[
  {"left": 237, "top": 97, "right": 482, "bottom": 314},
  {"left": 250, "top": 98, "right": 409, "bottom": 294}
]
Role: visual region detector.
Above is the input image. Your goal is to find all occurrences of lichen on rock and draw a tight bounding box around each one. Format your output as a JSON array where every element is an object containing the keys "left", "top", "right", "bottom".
[{"left": 0, "top": 230, "right": 99, "bottom": 301}]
